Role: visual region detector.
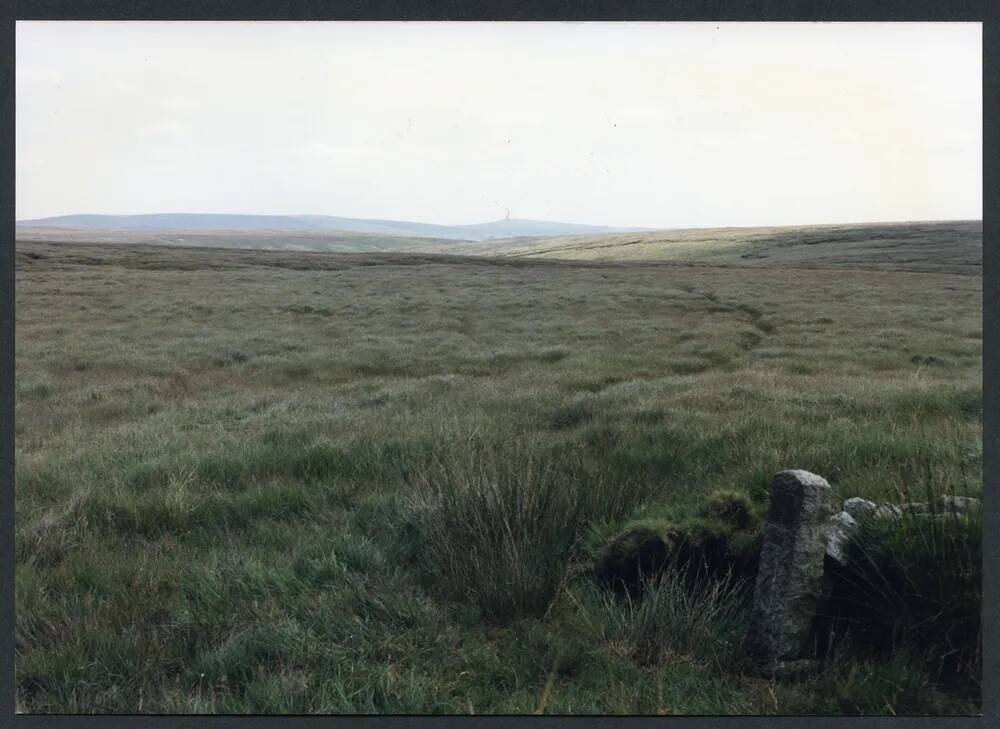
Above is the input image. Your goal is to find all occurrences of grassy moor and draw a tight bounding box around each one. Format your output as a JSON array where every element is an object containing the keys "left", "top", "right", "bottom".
[{"left": 14, "top": 220, "right": 982, "bottom": 714}]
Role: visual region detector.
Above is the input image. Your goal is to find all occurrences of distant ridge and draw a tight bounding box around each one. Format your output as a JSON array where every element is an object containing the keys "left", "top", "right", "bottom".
[{"left": 15, "top": 213, "right": 650, "bottom": 242}]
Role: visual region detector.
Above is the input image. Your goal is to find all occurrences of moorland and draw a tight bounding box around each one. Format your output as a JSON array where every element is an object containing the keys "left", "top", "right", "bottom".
[{"left": 14, "top": 220, "right": 982, "bottom": 714}]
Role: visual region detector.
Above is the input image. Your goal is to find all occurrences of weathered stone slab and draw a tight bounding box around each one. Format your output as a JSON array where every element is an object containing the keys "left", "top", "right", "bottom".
[
  {"left": 842, "top": 497, "right": 876, "bottom": 521},
  {"left": 824, "top": 510, "right": 858, "bottom": 566},
  {"left": 873, "top": 503, "right": 902, "bottom": 520},
  {"left": 938, "top": 495, "right": 980, "bottom": 514},
  {"left": 744, "top": 470, "right": 833, "bottom": 663}
]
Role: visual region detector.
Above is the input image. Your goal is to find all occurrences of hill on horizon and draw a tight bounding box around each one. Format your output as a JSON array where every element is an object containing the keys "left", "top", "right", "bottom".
[
  {"left": 15, "top": 219, "right": 981, "bottom": 275},
  {"left": 448, "top": 219, "right": 982, "bottom": 274},
  {"left": 15, "top": 213, "right": 649, "bottom": 241}
]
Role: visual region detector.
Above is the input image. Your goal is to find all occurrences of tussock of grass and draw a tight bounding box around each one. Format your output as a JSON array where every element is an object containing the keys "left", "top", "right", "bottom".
[
  {"left": 823, "top": 487, "right": 982, "bottom": 688},
  {"left": 547, "top": 399, "right": 594, "bottom": 430},
  {"left": 668, "top": 359, "right": 709, "bottom": 375},
  {"left": 700, "top": 490, "right": 758, "bottom": 531},
  {"left": 577, "top": 568, "right": 750, "bottom": 669},
  {"left": 406, "top": 443, "right": 591, "bottom": 621}
]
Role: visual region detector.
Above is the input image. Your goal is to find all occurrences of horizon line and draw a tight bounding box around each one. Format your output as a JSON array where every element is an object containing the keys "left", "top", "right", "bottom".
[{"left": 14, "top": 211, "right": 984, "bottom": 232}]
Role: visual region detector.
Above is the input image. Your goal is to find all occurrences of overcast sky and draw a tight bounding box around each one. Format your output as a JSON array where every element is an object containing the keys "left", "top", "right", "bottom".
[{"left": 16, "top": 21, "right": 981, "bottom": 228}]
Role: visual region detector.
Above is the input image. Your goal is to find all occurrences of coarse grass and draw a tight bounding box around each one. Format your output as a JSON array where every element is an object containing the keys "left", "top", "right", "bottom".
[
  {"left": 576, "top": 568, "right": 751, "bottom": 669},
  {"left": 13, "top": 235, "right": 981, "bottom": 714},
  {"left": 700, "top": 490, "right": 759, "bottom": 531},
  {"left": 823, "top": 485, "right": 982, "bottom": 690},
  {"left": 405, "top": 436, "right": 658, "bottom": 621},
  {"left": 776, "top": 648, "right": 976, "bottom": 716},
  {"left": 458, "top": 220, "right": 982, "bottom": 274},
  {"left": 406, "top": 441, "right": 587, "bottom": 621}
]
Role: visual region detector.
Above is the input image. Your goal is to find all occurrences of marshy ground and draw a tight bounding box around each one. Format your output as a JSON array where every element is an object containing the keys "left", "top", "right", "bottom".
[{"left": 14, "top": 221, "right": 982, "bottom": 714}]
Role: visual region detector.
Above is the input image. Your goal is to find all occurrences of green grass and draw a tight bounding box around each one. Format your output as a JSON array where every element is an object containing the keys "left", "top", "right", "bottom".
[
  {"left": 406, "top": 441, "right": 587, "bottom": 621},
  {"left": 14, "top": 233, "right": 981, "bottom": 714},
  {"left": 824, "top": 493, "right": 982, "bottom": 687},
  {"left": 456, "top": 220, "right": 982, "bottom": 273},
  {"left": 575, "top": 569, "right": 751, "bottom": 669}
]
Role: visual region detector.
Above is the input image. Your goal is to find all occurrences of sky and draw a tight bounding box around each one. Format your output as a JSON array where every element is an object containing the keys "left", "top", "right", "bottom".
[{"left": 16, "top": 21, "right": 982, "bottom": 228}]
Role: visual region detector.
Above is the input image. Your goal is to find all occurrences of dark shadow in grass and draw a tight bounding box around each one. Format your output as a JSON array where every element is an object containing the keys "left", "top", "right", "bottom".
[
  {"left": 211, "top": 350, "right": 250, "bottom": 367},
  {"left": 910, "top": 354, "right": 950, "bottom": 367},
  {"left": 352, "top": 362, "right": 413, "bottom": 378},
  {"left": 285, "top": 304, "right": 334, "bottom": 316},
  {"left": 565, "top": 375, "right": 624, "bottom": 394},
  {"left": 735, "top": 303, "right": 763, "bottom": 320},
  {"left": 668, "top": 359, "right": 709, "bottom": 375},
  {"left": 536, "top": 347, "right": 570, "bottom": 364},
  {"left": 739, "top": 331, "right": 763, "bottom": 350},
  {"left": 754, "top": 318, "right": 777, "bottom": 334},
  {"left": 281, "top": 362, "right": 313, "bottom": 379},
  {"left": 547, "top": 400, "right": 595, "bottom": 430}
]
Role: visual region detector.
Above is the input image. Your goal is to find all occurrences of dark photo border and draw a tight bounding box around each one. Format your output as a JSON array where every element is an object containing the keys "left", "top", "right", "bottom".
[{"left": 1, "top": 2, "right": 996, "bottom": 728}]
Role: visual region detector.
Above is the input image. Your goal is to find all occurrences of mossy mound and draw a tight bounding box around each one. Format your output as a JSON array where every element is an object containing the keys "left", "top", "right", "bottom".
[
  {"left": 594, "top": 490, "right": 764, "bottom": 595},
  {"left": 700, "top": 490, "right": 758, "bottom": 531},
  {"left": 593, "top": 522, "right": 678, "bottom": 595}
]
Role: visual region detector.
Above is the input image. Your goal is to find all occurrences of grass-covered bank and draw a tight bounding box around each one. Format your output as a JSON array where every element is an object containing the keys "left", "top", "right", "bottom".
[{"left": 14, "top": 240, "right": 981, "bottom": 713}]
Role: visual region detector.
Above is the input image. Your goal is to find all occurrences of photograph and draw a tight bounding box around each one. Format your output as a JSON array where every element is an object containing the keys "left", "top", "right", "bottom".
[{"left": 12, "top": 20, "right": 983, "bottom": 715}]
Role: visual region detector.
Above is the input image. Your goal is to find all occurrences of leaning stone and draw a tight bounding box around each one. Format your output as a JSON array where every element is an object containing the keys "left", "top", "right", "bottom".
[
  {"left": 938, "top": 495, "right": 980, "bottom": 514},
  {"left": 824, "top": 511, "right": 857, "bottom": 566},
  {"left": 873, "top": 504, "right": 902, "bottom": 520},
  {"left": 744, "top": 470, "right": 833, "bottom": 664},
  {"left": 830, "top": 511, "right": 857, "bottom": 530},
  {"left": 842, "top": 497, "right": 877, "bottom": 521},
  {"left": 900, "top": 501, "right": 930, "bottom": 514}
]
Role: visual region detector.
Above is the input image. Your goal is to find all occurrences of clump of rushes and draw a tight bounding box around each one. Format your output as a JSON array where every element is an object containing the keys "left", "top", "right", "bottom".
[
  {"left": 406, "top": 442, "right": 590, "bottom": 622},
  {"left": 825, "top": 480, "right": 981, "bottom": 691}
]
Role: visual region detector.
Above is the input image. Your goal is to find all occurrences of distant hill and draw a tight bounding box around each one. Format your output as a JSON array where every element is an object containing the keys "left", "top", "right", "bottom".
[
  {"left": 13, "top": 226, "right": 474, "bottom": 255},
  {"left": 15, "top": 213, "right": 648, "bottom": 241},
  {"left": 448, "top": 220, "right": 982, "bottom": 274},
  {"left": 16, "top": 217, "right": 979, "bottom": 274}
]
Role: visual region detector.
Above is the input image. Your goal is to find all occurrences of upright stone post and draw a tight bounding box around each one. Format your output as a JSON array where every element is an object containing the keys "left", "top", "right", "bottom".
[{"left": 744, "top": 469, "right": 832, "bottom": 668}]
